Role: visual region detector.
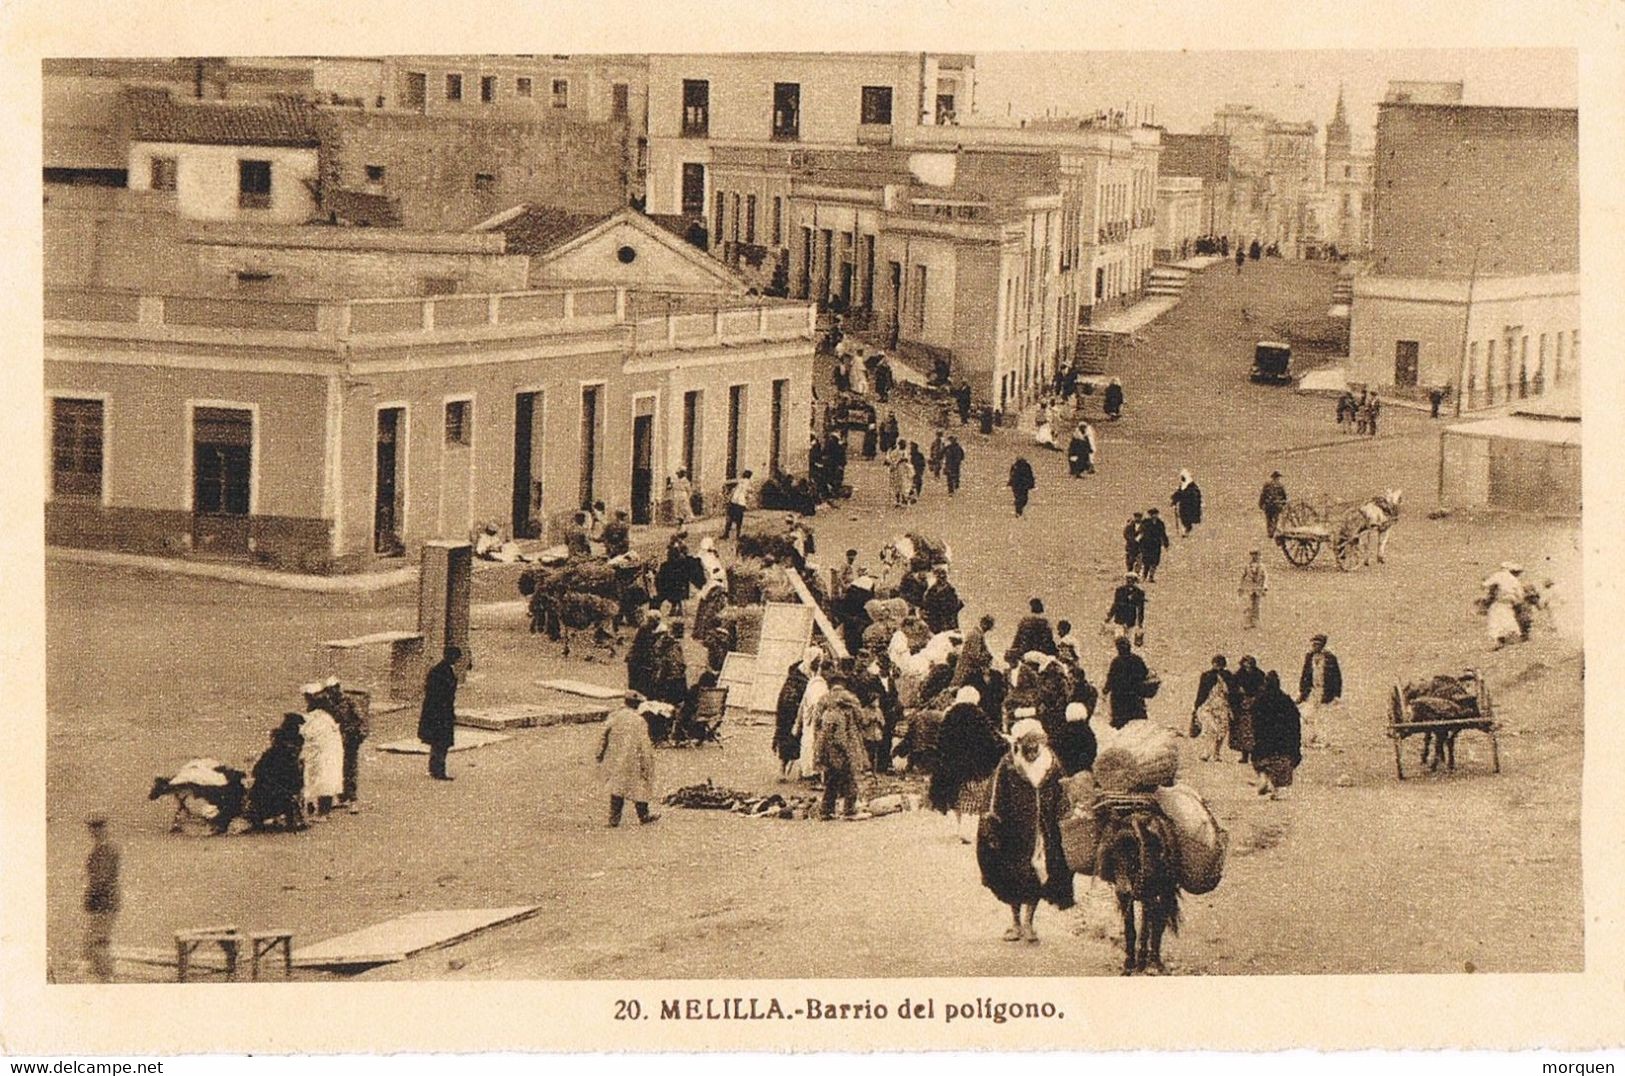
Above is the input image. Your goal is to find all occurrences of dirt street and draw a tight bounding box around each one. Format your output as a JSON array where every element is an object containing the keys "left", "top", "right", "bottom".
[{"left": 46, "top": 261, "right": 1582, "bottom": 980}]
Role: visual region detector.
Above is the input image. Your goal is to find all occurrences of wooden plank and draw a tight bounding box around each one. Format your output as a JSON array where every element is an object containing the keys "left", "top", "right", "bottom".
[
  {"left": 457, "top": 704, "right": 609, "bottom": 730},
  {"left": 785, "top": 566, "right": 848, "bottom": 660},
  {"left": 719, "top": 652, "right": 761, "bottom": 710},
  {"left": 373, "top": 728, "right": 512, "bottom": 753},
  {"left": 323, "top": 630, "right": 422, "bottom": 650},
  {"left": 534, "top": 678, "right": 624, "bottom": 700},
  {"left": 292, "top": 906, "right": 540, "bottom": 968}
]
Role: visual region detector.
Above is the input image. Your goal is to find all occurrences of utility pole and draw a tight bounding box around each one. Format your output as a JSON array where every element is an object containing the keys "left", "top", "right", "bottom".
[{"left": 1453, "top": 244, "right": 1481, "bottom": 418}]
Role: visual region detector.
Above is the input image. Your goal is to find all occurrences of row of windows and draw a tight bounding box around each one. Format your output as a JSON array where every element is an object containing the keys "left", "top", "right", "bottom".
[
  {"left": 711, "top": 187, "right": 787, "bottom": 248},
  {"left": 1462, "top": 329, "right": 1578, "bottom": 398},
  {"left": 677, "top": 79, "right": 895, "bottom": 140},
  {"left": 404, "top": 71, "right": 577, "bottom": 110}
]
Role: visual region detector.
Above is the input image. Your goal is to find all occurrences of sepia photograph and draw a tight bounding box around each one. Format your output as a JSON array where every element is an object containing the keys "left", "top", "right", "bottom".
[{"left": 8, "top": 0, "right": 1621, "bottom": 1055}]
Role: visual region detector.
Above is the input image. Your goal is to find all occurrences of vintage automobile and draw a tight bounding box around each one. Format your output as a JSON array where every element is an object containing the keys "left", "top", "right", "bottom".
[{"left": 1251, "top": 341, "right": 1294, "bottom": 385}]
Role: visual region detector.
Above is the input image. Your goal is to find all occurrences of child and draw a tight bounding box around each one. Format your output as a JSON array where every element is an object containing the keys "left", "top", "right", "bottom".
[{"left": 598, "top": 693, "right": 660, "bottom": 827}]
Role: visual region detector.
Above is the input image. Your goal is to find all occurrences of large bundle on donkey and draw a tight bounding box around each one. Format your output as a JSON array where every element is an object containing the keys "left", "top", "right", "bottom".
[
  {"left": 736, "top": 518, "right": 817, "bottom": 564},
  {"left": 1060, "top": 722, "right": 1226, "bottom": 973},
  {"left": 520, "top": 559, "right": 624, "bottom": 654},
  {"left": 881, "top": 532, "right": 952, "bottom": 574}
]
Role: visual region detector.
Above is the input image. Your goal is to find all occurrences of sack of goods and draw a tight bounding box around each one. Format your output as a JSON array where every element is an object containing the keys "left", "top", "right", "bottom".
[
  {"left": 1402, "top": 673, "right": 1481, "bottom": 722},
  {"left": 1140, "top": 671, "right": 1162, "bottom": 699},
  {"left": 1153, "top": 783, "right": 1227, "bottom": 894},
  {"left": 726, "top": 561, "right": 766, "bottom": 605},
  {"left": 864, "top": 597, "right": 911, "bottom": 630},
  {"left": 1059, "top": 809, "right": 1103, "bottom": 877},
  {"left": 1092, "top": 721, "right": 1180, "bottom": 792}
]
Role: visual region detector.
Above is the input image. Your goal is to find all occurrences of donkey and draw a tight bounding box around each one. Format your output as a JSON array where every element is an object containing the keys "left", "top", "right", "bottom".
[{"left": 1094, "top": 806, "right": 1182, "bottom": 975}]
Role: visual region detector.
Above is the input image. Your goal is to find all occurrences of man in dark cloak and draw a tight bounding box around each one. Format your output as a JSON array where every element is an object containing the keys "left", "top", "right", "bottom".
[
  {"left": 246, "top": 717, "right": 307, "bottom": 831},
  {"left": 1008, "top": 457, "right": 1036, "bottom": 517},
  {"left": 1005, "top": 598, "right": 1057, "bottom": 665},
  {"left": 921, "top": 569, "right": 964, "bottom": 635},
  {"left": 625, "top": 610, "right": 662, "bottom": 698},
  {"left": 1137, "top": 507, "right": 1171, "bottom": 582},
  {"left": 943, "top": 436, "right": 966, "bottom": 495},
  {"left": 976, "top": 720, "right": 1074, "bottom": 944},
  {"left": 1102, "top": 636, "right": 1150, "bottom": 728},
  {"left": 418, "top": 645, "right": 461, "bottom": 781}
]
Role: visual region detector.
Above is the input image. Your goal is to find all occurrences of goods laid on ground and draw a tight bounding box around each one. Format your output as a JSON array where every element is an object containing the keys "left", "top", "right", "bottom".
[
  {"left": 1153, "top": 783, "right": 1227, "bottom": 894},
  {"left": 663, "top": 775, "right": 924, "bottom": 820},
  {"left": 1092, "top": 722, "right": 1180, "bottom": 792}
]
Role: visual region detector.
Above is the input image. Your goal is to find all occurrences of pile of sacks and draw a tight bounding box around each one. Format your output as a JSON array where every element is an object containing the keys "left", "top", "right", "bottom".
[
  {"left": 1061, "top": 722, "right": 1227, "bottom": 895},
  {"left": 1402, "top": 672, "right": 1482, "bottom": 723}
]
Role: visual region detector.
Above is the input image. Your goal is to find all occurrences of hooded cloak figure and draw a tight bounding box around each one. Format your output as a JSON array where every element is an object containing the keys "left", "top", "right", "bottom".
[
  {"left": 932, "top": 689, "right": 1008, "bottom": 842},
  {"left": 1171, "top": 470, "right": 1203, "bottom": 536},
  {"left": 246, "top": 717, "right": 307, "bottom": 832},
  {"left": 1251, "top": 671, "right": 1303, "bottom": 798},
  {"left": 773, "top": 649, "right": 820, "bottom": 777},
  {"left": 976, "top": 719, "right": 1075, "bottom": 944}
]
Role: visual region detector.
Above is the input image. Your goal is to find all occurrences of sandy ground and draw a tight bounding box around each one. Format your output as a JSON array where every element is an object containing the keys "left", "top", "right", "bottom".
[{"left": 45, "top": 261, "right": 1583, "bottom": 981}]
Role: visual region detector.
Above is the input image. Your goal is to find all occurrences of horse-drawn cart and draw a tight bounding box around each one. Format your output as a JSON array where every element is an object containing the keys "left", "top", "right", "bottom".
[
  {"left": 1273, "top": 500, "right": 1369, "bottom": 570},
  {"left": 1273, "top": 491, "right": 1402, "bottom": 571},
  {"left": 1387, "top": 669, "right": 1501, "bottom": 780}
]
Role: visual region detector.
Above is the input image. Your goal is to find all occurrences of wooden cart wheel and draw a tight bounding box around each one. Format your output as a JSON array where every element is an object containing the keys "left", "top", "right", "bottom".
[
  {"left": 1279, "top": 501, "right": 1323, "bottom": 532},
  {"left": 1392, "top": 735, "right": 1405, "bottom": 780},
  {"left": 1280, "top": 535, "right": 1320, "bottom": 566},
  {"left": 1333, "top": 532, "right": 1363, "bottom": 571}
]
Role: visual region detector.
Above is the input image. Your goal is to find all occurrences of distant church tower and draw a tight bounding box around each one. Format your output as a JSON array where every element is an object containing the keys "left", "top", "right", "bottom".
[{"left": 1324, "top": 85, "right": 1352, "bottom": 184}]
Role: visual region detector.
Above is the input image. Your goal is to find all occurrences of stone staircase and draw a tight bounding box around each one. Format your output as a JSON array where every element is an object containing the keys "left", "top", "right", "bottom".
[
  {"left": 1146, "top": 264, "right": 1191, "bottom": 299},
  {"left": 1075, "top": 329, "right": 1114, "bottom": 375}
]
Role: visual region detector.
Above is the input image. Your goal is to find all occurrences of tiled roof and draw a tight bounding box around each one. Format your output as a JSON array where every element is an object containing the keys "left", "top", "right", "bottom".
[
  {"left": 122, "top": 86, "right": 321, "bottom": 148},
  {"left": 488, "top": 204, "right": 617, "bottom": 256}
]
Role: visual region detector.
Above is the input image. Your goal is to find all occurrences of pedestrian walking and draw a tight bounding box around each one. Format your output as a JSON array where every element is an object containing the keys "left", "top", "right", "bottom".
[
  {"left": 813, "top": 667, "right": 872, "bottom": 820},
  {"left": 1239, "top": 550, "right": 1269, "bottom": 629},
  {"left": 909, "top": 440, "right": 927, "bottom": 500},
  {"left": 888, "top": 447, "right": 911, "bottom": 508},
  {"left": 1171, "top": 470, "right": 1203, "bottom": 536},
  {"left": 1251, "top": 671, "right": 1303, "bottom": 799},
  {"left": 975, "top": 719, "right": 1074, "bottom": 943},
  {"left": 1102, "top": 636, "right": 1152, "bottom": 729},
  {"left": 1235, "top": 247, "right": 1246, "bottom": 274},
  {"left": 1229, "top": 655, "right": 1265, "bottom": 764},
  {"left": 1008, "top": 457, "right": 1036, "bottom": 516},
  {"left": 880, "top": 412, "right": 899, "bottom": 453},
  {"left": 1123, "top": 512, "right": 1144, "bottom": 573},
  {"left": 874, "top": 356, "right": 895, "bottom": 403},
  {"left": 928, "top": 430, "right": 946, "bottom": 479},
  {"left": 943, "top": 435, "right": 965, "bottom": 494},
  {"left": 1367, "top": 392, "right": 1382, "bottom": 436},
  {"left": 82, "top": 813, "right": 119, "bottom": 982},
  {"left": 929, "top": 686, "right": 1006, "bottom": 844},
  {"left": 1067, "top": 422, "right": 1092, "bottom": 477},
  {"left": 1354, "top": 390, "right": 1370, "bottom": 435},
  {"left": 979, "top": 404, "right": 996, "bottom": 437},
  {"left": 1191, "top": 655, "right": 1235, "bottom": 762},
  {"left": 599, "top": 693, "right": 660, "bottom": 826},
  {"left": 723, "top": 469, "right": 754, "bottom": 539},
  {"left": 1104, "top": 572, "right": 1147, "bottom": 643},
  {"left": 955, "top": 382, "right": 973, "bottom": 425},
  {"left": 921, "top": 568, "right": 963, "bottom": 634},
  {"left": 1258, "top": 470, "right": 1288, "bottom": 538},
  {"left": 1295, "top": 634, "right": 1343, "bottom": 749},
  {"left": 1006, "top": 598, "right": 1058, "bottom": 663},
  {"left": 1137, "top": 507, "right": 1170, "bottom": 582},
  {"left": 418, "top": 645, "right": 462, "bottom": 781},
  {"left": 1103, "top": 377, "right": 1125, "bottom": 421}
]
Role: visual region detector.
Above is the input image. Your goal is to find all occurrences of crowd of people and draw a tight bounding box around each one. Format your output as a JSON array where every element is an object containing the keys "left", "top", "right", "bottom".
[{"left": 1335, "top": 389, "right": 1384, "bottom": 435}]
